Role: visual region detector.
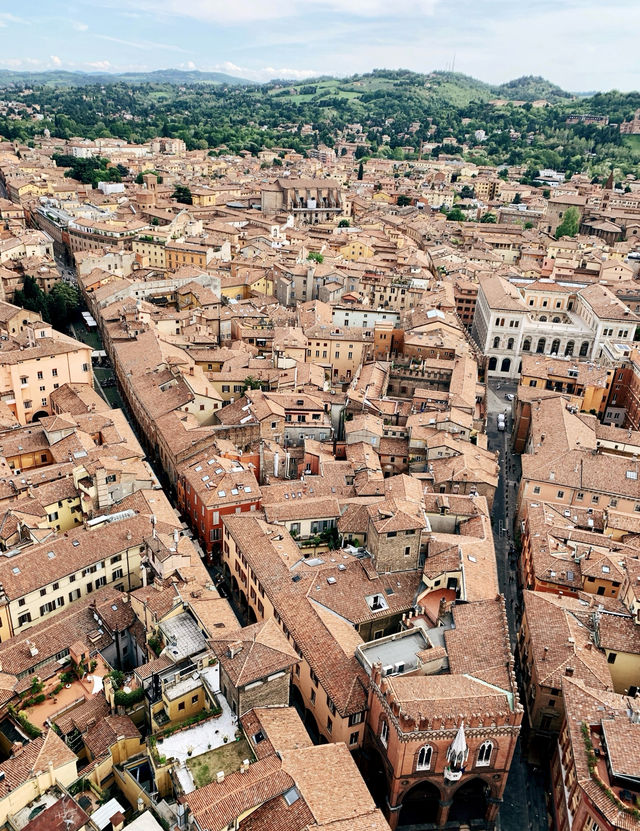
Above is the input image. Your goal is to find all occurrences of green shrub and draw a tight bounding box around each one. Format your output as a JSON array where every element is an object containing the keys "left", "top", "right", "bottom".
[{"left": 114, "top": 687, "right": 144, "bottom": 707}]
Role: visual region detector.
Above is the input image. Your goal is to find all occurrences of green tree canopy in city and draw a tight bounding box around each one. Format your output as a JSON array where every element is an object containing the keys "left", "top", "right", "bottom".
[{"left": 555, "top": 206, "right": 580, "bottom": 238}]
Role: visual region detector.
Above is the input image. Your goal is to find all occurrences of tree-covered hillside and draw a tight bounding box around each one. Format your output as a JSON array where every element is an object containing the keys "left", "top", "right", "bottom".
[{"left": 1, "top": 69, "right": 639, "bottom": 177}]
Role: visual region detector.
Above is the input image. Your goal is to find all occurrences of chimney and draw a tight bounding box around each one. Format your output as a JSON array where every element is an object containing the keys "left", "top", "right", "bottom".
[
  {"left": 174, "top": 528, "right": 179, "bottom": 546},
  {"left": 240, "top": 759, "right": 250, "bottom": 773},
  {"left": 216, "top": 770, "right": 225, "bottom": 784},
  {"left": 110, "top": 812, "right": 125, "bottom": 831},
  {"left": 228, "top": 641, "right": 243, "bottom": 659},
  {"left": 565, "top": 666, "right": 574, "bottom": 676}
]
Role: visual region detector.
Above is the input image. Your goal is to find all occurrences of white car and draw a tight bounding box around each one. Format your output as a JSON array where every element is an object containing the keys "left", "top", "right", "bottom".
[{"left": 504, "top": 393, "right": 514, "bottom": 401}]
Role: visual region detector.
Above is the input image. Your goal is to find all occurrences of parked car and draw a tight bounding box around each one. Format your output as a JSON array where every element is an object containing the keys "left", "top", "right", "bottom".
[
  {"left": 498, "top": 421, "right": 506, "bottom": 432},
  {"left": 504, "top": 393, "right": 514, "bottom": 401}
]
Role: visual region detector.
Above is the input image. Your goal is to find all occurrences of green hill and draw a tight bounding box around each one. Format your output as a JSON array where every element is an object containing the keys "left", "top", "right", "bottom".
[{"left": 0, "top": 68, "right": 250, "bottom": 88}]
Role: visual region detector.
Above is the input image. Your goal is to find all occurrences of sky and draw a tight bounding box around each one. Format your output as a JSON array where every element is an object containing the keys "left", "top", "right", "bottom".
[{"left": 0, "top": 1, "right": 639, "bottom": 91}]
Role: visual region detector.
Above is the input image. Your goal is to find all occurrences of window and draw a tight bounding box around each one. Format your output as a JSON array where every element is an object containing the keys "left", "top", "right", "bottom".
[
  {"left": 380, "top": 719, "right": 389, "bottom": 748},
  {"left": 417, "top": 745, "right": 433, "bottom": 770},
  {"left": 533, "top": 486, "right": 540, "bottom": 494},
  {"left": 326, "top": 716, "right": 333, "bottom": 734},
  {"left": 191, "top": 695, "right": 199, "bottom": 704},
  {"left": 310, "top": 688, "right": 316, "bottom": 705},
  {"left": 52, "top": 368, "right": 58, "bottom": 377},
  {"left": 348, "top": 711, "right": 364, "bottom": 726},
  {"left": 349, "top": 731, "right": 359, "bottom": 745},
  {"left": 37, "top": 371, "right": 43, "bottom": 380},
  {"left": 557, "top": 491, "right": 564, "bottom": 499},
  {"left": 178, "top": 701, "right": 185, "bottom": 711},
  {"left": 18, "top": 612, "right": 31, "bottom": 626},
  {"left": 41, "top": 398, "right": 47, "bottom": 408},
  {"left": 477, "top": 740, "right": 493, "bottom": 766},
  {"left": 608, "top": 652, "right": 617, "bottom": 664},
  {"left": 82, "top": 363, "right": 89, "bottom": 372}
]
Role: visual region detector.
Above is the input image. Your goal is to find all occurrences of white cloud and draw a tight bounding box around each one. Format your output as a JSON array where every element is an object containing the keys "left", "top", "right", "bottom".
[
  {"left": 0, "top": 13, "right": 30, "bottom": 25},
  {"left": 72, "top": 21, "right": 89, "bottom": 31},
  {"left": 86, "top": 60, "right": 112, "bottom": 70},
  {"left": 95, "top": 34, "right": 188, "bottom": 53},
  {"left": 50, "top": 55, "right": 62, "bottom": 67},
  {"left": 114, "top": 0, "right": 439, "bottom": 24},
  {"left": 210, "top": 61, "right": 320, "bottom": 81}
]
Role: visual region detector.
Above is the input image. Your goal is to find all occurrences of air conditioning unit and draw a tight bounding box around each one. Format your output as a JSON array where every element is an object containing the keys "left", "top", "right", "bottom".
[{"left": 382, "top": 665, "right": 394, "bottom": 676}]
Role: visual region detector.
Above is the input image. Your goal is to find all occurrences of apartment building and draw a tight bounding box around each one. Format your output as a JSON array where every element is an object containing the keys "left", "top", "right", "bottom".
[
  {"left": 517, "top": 396, "right": 640, "bottom": 518},
  {"left": 176, "top": 453, "right": 261, "bottom": 555},
  {"left": 0, "top": 302, "right": 93, "bottom": 424},
  {"left": 0, "top": 513, "right": 151, "bottom": 638}
]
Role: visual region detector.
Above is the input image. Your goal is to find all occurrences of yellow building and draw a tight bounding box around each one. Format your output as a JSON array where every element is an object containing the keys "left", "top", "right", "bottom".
[
  {"left": 305, "top": 325, "right": 373, "bottom": 383},
  {"left": 132, "top": 236, "right": 166, "bottom": 269}
]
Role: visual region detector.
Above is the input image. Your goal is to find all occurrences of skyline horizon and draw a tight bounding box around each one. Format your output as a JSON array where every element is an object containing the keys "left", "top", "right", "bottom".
[
  {"left": 1, "top": 1, "right": 639, "bottom": 92},
  {"left": 0, "top": 64, "right": 613, "bottom": 96}
]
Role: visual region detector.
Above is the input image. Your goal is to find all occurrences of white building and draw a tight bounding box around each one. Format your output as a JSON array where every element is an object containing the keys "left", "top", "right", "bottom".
[{"left": 472, "top": 275, "right": 638, "bottom": 379}]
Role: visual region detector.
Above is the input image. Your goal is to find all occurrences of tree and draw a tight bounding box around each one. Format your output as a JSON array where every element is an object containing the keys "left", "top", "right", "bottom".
[
  {"left": 48, "top": 282, "right": 80, "bottom": 327},
  {"left": 242, "top": 376, "right": 262, "bottom": 392},
  {"left": 397, "top": 195, "right": 411, "bottom": 207},
  {"left": 307, "top": 251, "right": 324, "bottom": 263},
  {"left": 555, "top": 206, "right": 580, "bottom": 239},
  {"left": 460, "top": 185, "right": 475, "bottom": 199},
  {"left": 512, "top": 192, "right": 522, "bottom": 204},
  {"left": 357, "top": 161, "right": 364, "bottom": 181},
  {"left": 480, "top": 213, "right": 497, "bottom": 223},
  {"left": 354, "top": 145, "right": 367, "bottom": 159},
  {"left": 498, "top": 168, "right": 509, "bottom": 181},
  {"left": 172, "top": 185, "right": 192, "bottom": 204},
  {"left": 446, "top": 207, "right": 466, "bottom": 222},
  {"left": 338, "top": 219, "right": 350, "bottom": 227}
]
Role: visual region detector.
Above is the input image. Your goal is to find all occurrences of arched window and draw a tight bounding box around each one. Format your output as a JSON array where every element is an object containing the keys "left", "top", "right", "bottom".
[
  {"left": 522, "top": 338, "right": 531, "bottom": 352},
  {"left": 501, "top": 358, "right": 511, "bottom": 373},
  {"left": 539, "top": 315, "right": 547, "bottom": 322},
  {"left": 551, "top": 339, "right": 560, "bottom": 355},
  {"left": 492, "top": 336, "right": 500, "bottom": 349},
  {"left": 417, "top": 745, "right": 433, "bottom": 771},
  {"left": 380, "top": 719, "right": 389, "bottom": 748},
  {"left": 579, "top": 341, "right": 590, "bottom": 357},
  {"left": 507, "top": 337, "right": 514, "bottom": 350},
  {"left": 565, "top": 341, "right": 574, "bottom": 356},
  {"left": 536, "top": 338, "right": 546, "bottom": 354},
  {"left": 477, "top": 740, "right": 493, "bottom": 766},
  {"left": 488, "top": 357, "right": 497, "bottom": 371},
  {"left": 552, "top": 316, "right": 561, "bottom": 323}
]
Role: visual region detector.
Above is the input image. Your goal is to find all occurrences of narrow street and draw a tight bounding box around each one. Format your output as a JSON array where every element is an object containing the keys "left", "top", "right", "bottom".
[{"left": 485, "top": 379, "right": 551, "bottom": 831}]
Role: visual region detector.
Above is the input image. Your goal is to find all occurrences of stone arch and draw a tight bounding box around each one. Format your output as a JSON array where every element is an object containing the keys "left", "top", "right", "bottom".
[
  {"left": 522, "top": 337, "right": 531, "bottom": 352},
  {"left": 448, "top": 777, "right": 491, "bottom": 824},
  {"left": 507, "top": 337, "right": 514, "bottom": 350},
  {"left": 500, "top": 358, "right": 511, "bottom": 373},
  {"left": 398, "top": 779, "right": 441, "bottom": 826},
  {"left": 579, "top": 340, "right": 590, "bottom": 357},
  {"left": 31, "top": 410, "right": 49, "bottom": 422},
  {"left": 551, "top": 338, "right": 561, "bottom": 355},
  {"left": 488, "top": 356, "right": 497, "bottom": 371},
  {"left": 565, "top": 340, "right": 574, "bottom": 356},
  {"left": 492, "top": 336, "right": 500, "bottom": 349},
  {"left": 536, "top": 338, "right": 546, "bottom": 354}
]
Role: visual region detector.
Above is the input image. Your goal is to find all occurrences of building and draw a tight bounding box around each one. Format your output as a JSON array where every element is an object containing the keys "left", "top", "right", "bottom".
[{"left": 0, "top": 302, "right": 93, "bottom": 424}]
